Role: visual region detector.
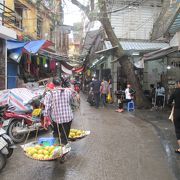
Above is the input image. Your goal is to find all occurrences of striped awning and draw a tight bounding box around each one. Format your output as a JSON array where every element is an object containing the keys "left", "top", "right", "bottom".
[
  {"left": 96, "top": 41, "right": 169, "bottom": 55},
  {"left": 143, "top": 46, "right": 178, "bottom": 61},
  {"left": 106, "top": 41, "right": 169, "bottom": 51},
  {"left": 0, "top": 88, "right": 39, "bottom": 112}
]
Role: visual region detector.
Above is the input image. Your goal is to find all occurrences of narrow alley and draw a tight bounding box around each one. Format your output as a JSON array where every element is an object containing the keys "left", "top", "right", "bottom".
[{"left": 1, "top": 95, "right": 175, "bottom": 180}]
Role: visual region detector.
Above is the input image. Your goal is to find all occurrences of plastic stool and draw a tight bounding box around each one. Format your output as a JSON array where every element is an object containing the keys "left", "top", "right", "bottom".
[
  {"left": 38, "top": 137, "right": 55, "bottom": 146},
  {"left": 127, "top": 100, "right": 135, "bottom": 112}
]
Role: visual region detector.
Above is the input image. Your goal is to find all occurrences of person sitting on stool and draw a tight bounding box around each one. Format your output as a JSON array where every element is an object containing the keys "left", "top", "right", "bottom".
[{"left": 116, "top": 83, "right": 135, "bottom": 113}]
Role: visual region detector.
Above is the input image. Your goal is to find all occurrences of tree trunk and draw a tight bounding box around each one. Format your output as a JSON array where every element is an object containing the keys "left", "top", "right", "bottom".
[
  {"left": 98, "top": 0, "right": 149, "bottom": 108},
  {"left": 71, "top": 0, "right": 150, "bottom": 108}
]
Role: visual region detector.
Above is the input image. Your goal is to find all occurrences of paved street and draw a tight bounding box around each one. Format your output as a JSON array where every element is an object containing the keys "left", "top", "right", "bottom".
[{"left": 1, "top": 95, "right": 175, "bottom": 180}]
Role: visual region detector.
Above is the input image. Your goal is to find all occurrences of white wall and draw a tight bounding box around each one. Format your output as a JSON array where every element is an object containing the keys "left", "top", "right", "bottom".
[
  {"left": 110, "top": 0, "right": 162, "bottom": 40},
  {"left": 170, "top": 31, "right": 180, "bottom": 47}
]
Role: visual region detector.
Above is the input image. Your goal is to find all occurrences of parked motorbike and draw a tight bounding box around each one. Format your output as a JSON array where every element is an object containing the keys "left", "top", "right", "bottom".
[
  {"left": 87, "top": 90, "right": 95, "bottom": 106},
  {"left": 0, "top": 128, "right": 16, "bottom": 171},
  {"left": 0, "top": 97, "right": 48, "bottom": 144}
]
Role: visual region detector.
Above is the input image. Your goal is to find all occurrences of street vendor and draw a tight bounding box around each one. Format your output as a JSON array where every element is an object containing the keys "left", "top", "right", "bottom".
[{"left": 43, "top": 77, "right": 79, "bottom": 146}]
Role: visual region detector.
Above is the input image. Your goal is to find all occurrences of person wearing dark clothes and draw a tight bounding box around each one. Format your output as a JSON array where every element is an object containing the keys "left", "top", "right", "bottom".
[
  {"left": 168, "top": 80, "right": 180, "bottom": 153},
  {"left": 91, "top": 77, "right": 101, "bottom": 108},
  {"left": 155, "top": 82, "right": 165, "bottom": 108}
]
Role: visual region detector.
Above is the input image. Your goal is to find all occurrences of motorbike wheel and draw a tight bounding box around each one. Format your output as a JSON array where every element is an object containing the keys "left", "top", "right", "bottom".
[
  {"left": 0, "top": 152, "right": 6, "bottom": 172},
  {"left": 6, "top": 148, "right": 13, "bottom": 158},
  {"left": 8, "top": 120, "right": 26, "bottom": 143}
]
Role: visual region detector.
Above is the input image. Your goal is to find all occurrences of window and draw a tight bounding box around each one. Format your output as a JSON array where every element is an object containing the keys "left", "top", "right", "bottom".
[
  {"left": 37, "top": 17, "right": 43, "bottom": 38},
  {"left": 14, "top": 6, "right": 23, "bottom": 29}
]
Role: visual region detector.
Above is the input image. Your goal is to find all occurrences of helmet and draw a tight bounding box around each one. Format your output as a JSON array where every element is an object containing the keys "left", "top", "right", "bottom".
[
  {"left": 53, "top": 78, "right": 61, "bottom": 86},
  {"left": 46, "top": 82, "right": 55, "bottom": 89}
]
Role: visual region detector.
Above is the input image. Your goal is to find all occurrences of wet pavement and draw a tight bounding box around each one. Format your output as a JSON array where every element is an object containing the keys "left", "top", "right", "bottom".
[
  {"left": 1, "top": 95, "right": 176, "bottom": 180},
  {"left": 135, "top": 109, "right": 180, "bottom": 180}
]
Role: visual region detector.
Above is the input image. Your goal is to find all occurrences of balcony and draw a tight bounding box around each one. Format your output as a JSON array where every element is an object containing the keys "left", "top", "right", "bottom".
[
  {"left": 0, "top": 2, "right": 16, "bottom": 27},
  {"left": 0, "top": 2, "right": 25, "bottom": 31}
]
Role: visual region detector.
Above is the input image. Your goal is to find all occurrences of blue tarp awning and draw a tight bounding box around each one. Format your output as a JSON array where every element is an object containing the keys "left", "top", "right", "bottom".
[
  {"left": 7, "top": 39, "right": 52, "bottom": 54},
  {"left": 7, "top": 40, "right": 27, "bottom": 50},
  {"left": 7, "top": 39, "right": 54, "bottom": 63},
  {"left": 24, "top": 40, "right": 46, "bottom": 54}
]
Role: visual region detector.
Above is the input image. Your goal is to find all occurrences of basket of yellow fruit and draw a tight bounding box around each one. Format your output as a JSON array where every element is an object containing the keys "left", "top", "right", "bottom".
[
  {"left": 22, "top": 139, "right": 71, "bottom": 161},
  {"left": 68, "top": 129, "right": 90, "bottom": 141}
]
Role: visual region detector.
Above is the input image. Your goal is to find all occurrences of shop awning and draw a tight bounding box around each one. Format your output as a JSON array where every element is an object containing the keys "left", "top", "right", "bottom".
[
  {"left": 95, "top": 40, "right": 169, "bottom": 55},
  {"left": 24, "top": 40, "right": 53, "bottom": 54},
  {"left": 95, "top": 46, "right": 118, "bottom": 54},
  {"left": 7, "top": 40, "right": 27, "bottom": 63},
  {"left": 39, "top": 49, "right": 69, "bottom": 61},
  {"left": 61, "top": 60, "right": 73, "bottom": 70},
  {"left": 7, "top": 40, "right": 27, "bottom": 50},
  {"left": 73, "top": 66, "right": 85, "bottom": 73},
  {"left": 61, "top": 64, "right": 72, "bottom": 75},
  {"left": 143, "top": 46, "right": 178, "bottom": 61},
  {"left": 8, "top": 48, "right": 23, "bottom": 63},
  {"left": 7, "top": 39, "right": 53, "bottom": 54}
]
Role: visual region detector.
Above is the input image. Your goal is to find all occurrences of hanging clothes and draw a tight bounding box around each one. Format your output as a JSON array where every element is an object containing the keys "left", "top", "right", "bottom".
[
  {"left": 50, "top": 59, "right": 56, "bottom": 72},
  {"left": 27, "top": 54, "right": 31, "bottom": 65},
  {"left": 26, "top": 54, "right": 31, "bottom": 73},
  {"left": 42, "top": 57, "right": 47, "bottom": 65},
  {"left": 37, "top": 57, "right": 40, "bottom": 65}
]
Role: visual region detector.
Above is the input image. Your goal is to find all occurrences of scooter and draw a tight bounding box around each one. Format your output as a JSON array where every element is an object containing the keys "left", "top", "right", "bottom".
[
  {"left": 0, "top": 98, "right": 48, "bottom": 144},
  {"left": 0, "top": 128, "right": 16, "bottom": 171}
]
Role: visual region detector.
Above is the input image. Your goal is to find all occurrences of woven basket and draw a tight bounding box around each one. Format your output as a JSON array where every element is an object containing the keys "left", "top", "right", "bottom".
[
  {"left": 68, "top": 134, "right": 87, "bottom": 141},
  {"left": 25, "top": 152, "right": 62, "bottom": 161},
  {"left": 68, "top": 131, "right": 90, "bottom": 141}
]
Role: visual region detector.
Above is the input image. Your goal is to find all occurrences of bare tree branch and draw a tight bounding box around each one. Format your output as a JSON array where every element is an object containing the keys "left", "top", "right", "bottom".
[{"left": 71, "top": 0, "right": 90, "bottom": 15}]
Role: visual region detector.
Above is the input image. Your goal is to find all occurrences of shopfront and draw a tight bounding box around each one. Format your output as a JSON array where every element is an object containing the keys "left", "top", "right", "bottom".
[
  {"left": 0, "top": 38, "right": 6, "bottom": 90},
  {"left": 0, "top": 26, "right": 16, "bottom": 90},
  {"left": 143, "top": 46, "right": 180, "bottom": 99}
]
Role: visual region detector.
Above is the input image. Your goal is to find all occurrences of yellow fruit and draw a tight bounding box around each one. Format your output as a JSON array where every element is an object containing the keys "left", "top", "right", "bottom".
[
  {"left": 44, "top": 155, "right": 49, "bottom": 159},
  {"left": 49, "top": 146, "right": 55, "bottom": 152},
  {"left": 77, "top": 132, "right": 81, "bottom": 136},
  {"left": 44, "top": 146, "right": 49, "bottom": 151},
  {"left": 28, "top": 148, "right": 37, "bottom": 156},
  {"left": 49, "top": 154, "right": 53, "bottom": 159},
  {"left": 38, "top": 149, "right": 43, "bottom": 154},
  {"left": 37, "top": 154, "right": 44, "bottom": 159},
  {"left": 34, "top": 145, "right": 42, "bottom": 150},
  {"left": 70, "top": 132, "right": 75, "bottom": 137},
  {"left": 32, "top": 154, "right": 38, "bottom": 159},
  {"left": 43, "top": 150, "right": 49, "bottom": 155}
]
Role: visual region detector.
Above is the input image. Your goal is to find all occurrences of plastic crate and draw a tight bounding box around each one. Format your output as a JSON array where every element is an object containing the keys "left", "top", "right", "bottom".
[{"left": 38, "top": 137, "right": 55, "bottom": 146}]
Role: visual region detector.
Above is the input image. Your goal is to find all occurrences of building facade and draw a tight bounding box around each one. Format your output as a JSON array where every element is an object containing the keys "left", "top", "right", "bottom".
[
  {"left": 0, "top": 1, "right": 16, "bottom": 90},
  {"left": 0, "top": 0, "right": 73, "bottom": 89},
  {"left": 4, "top": 0, "right": 70, "bottom": 55},
  {"left": 93, "top": 0, "right": 165, "bottom": 94},
  {"left": 109, "top": 0, "right": 162, "bottom": 40}
]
